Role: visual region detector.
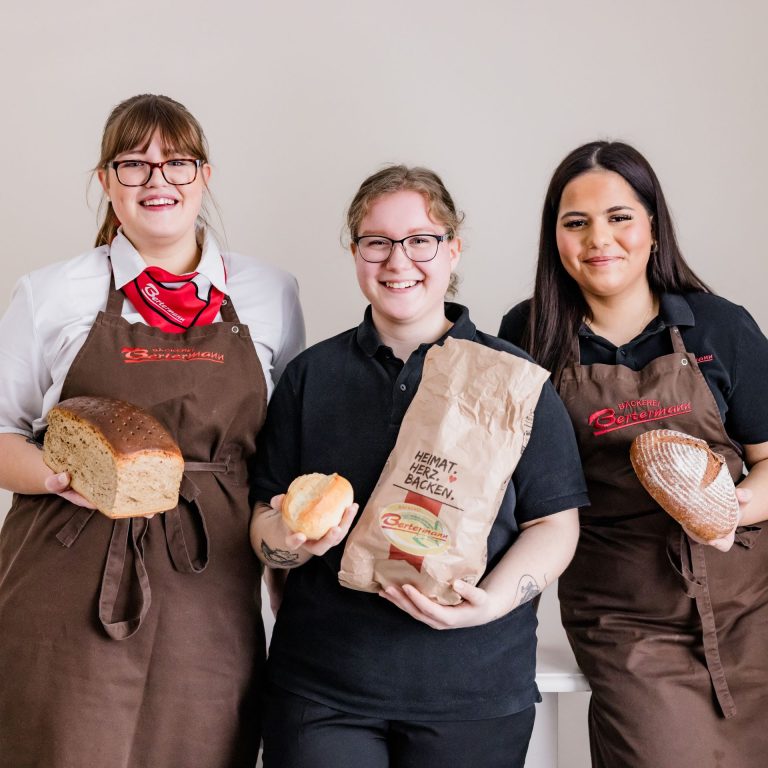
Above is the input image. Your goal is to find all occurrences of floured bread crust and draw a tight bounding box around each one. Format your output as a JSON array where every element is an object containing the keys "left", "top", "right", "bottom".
[{"left": 630, "top": 429, "right": 739, "bottom": 539}]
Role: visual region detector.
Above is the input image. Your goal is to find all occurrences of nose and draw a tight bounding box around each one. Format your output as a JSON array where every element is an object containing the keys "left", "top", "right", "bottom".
[
  {"left": 144, "top": 163, "right": 166, "bottom": 186},
  {"left": 386, "top": 241, "right": 413, "bottom": 267},
  {"left": 587, "top": 221, "right": 612, "bottom": 250}
]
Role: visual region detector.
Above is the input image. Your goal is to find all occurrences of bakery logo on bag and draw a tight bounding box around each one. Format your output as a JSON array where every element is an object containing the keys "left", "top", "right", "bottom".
[
  {"left": 588, "top": 398, "right": 693, "bottom": 436},
  {"left": 379, "top": 503, "right": 450, "bottom": 556},
  {"left": 121, "top": 346, "right": 225, "bottom": 364}
]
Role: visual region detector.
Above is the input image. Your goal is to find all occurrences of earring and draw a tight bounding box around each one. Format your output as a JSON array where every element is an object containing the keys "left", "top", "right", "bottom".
[{"left": 650, "top": 240, "right": 658, "bottom": 253}]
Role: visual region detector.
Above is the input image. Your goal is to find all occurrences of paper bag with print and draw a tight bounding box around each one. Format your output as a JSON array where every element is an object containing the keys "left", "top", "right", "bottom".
[{"left": 338, "top": 337, "right": 549, "bottom": 605}]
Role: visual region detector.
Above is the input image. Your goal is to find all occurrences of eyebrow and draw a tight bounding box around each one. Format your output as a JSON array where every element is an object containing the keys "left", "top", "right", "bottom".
[{"left": 559, "top": 205, "right": 636, "bottom": 220}]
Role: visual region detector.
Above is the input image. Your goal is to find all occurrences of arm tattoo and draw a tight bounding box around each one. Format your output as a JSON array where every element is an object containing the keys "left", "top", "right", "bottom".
[
  {"left": 26, "top": 436, "right": 43, "bottom": 450},
  {"left": 514, "top": 574, "right": 541, "bottom": 607},
  {"left": 261, "top": 540, "right": 300, "bottom": 567}
]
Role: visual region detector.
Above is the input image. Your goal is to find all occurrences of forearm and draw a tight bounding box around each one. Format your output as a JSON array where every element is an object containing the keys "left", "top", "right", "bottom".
[
  {"left": 738, "top": 447, "right": 768, "bottom": 526},
  {"left": 480, "top": 508, "right": 580, "bottom": 615},
  {"left": 249, "top": 501, "right": 312, "bottom": 569},
  {"left": 0, "top": 433, "right": 54, "bottom": 494}
]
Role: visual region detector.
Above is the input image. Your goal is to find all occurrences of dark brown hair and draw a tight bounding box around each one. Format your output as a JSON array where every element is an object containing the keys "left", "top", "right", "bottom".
[{"left": 523, "top": 141, "right": 710, "bottom": 379}]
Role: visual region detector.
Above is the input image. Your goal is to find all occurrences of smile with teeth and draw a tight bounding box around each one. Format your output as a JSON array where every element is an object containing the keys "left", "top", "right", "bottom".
[
  {"left": 140, "top": 198, "right": 178, "bottom": 207},
  {"left": 384, "top": 280, "right": 419, "bottom": 289}
]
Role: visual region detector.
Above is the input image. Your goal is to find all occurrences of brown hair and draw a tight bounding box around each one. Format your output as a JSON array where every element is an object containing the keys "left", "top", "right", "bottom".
[
  {"left": 94, "top": 94, "right": 211, "bottom": 247},
  {"left": 346, "top": 165, "right": 464, "bottom": 296}
]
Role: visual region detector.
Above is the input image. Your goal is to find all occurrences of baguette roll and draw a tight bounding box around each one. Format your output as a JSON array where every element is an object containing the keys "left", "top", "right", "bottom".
[{"left": 282, "top": 472, "right": 354, "bottom": 540}]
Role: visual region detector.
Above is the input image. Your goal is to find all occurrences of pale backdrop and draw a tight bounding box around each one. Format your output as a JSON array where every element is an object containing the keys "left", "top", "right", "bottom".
[{"left": 2, "top": 2, "right": 766, "bottom": 766}]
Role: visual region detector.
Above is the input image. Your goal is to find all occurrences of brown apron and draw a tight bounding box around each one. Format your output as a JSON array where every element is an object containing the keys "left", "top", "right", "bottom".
[
  {"left": 0, "top": 277, "right": 268, "bottom": 767},
  {"left": 558, "top": 326, "right": 767, "bottom": 768}
]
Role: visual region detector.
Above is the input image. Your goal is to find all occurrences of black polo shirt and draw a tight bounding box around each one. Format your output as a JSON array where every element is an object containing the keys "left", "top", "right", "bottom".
[
  {"left": 251, "top": 303, "right": 588, "bottom": 720},
  {"left": 498, "top": 292, "right": 768, "bottom": 447}
]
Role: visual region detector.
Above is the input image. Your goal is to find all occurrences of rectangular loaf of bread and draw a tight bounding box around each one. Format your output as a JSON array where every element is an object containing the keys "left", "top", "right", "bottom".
[{"left": 43, "top": 396, "right": 184, "bottom": 518}]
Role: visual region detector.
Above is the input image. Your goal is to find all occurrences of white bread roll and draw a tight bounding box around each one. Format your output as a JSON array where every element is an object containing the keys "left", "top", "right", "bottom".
[
  {"left": 43, "top": 396, "right": 184, "bottom": 518},
  {"left": 630, "top": 428, "right": 739, "bottom": 540},
  {"left": 282, "top": 473, "right": 354, "bottom": 540}
]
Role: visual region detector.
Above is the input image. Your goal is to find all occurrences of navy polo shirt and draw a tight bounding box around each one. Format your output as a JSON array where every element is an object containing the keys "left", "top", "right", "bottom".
[
  {"left": 498, "top": 292, "right": 768, "bottom": 446},
  {"left": 251, "top": 303, "right": 588, "bottom": 720}
]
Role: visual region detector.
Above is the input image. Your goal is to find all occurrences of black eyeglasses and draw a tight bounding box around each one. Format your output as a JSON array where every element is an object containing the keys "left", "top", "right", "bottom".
[
  {"left": 353, "top": 233, "right": 452, "bottom": 263},
  {"left": 108, "top": 159, "right": 202, "bottom": 187}
]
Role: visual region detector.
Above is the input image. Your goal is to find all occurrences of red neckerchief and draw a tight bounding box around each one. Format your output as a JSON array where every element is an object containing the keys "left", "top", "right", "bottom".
[{"left": 121, "top": 265, "right": 225, "bottom": 333}]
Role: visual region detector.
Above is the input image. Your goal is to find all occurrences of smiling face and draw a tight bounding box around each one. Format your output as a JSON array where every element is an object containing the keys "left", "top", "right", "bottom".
[
  {"left": 556, "top": 169, "right": 654, "bottom": 305},
  {"left": 352, "top": 189, "right": 461, "bottom": 342},
  {"left": 98, "top": 130, "right": 210, "bottom": 262}
]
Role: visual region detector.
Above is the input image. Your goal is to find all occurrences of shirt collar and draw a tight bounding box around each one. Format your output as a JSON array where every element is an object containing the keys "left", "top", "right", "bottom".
[
  {"left": 109, "top": 227, "right": 227, "bottom": 292},
  {"left": 658, "top": 293, "right": 695, "bottom": 328},
  {"left": 355, "top": 302, "right": 476, "bottom": 357},
  {"left": 578, "top": 291, "right": 696, "bottom": 338}
]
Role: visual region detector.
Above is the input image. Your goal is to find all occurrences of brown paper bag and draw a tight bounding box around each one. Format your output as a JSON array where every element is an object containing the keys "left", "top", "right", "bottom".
[{"left": 338, "top": 337, "right": 549, "bottom": 604}]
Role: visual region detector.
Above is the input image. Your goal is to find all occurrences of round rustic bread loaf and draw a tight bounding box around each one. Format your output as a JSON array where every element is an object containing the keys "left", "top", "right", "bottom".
[
  {"left": 630, "top": 428, "right": 739, "bottom": 540},
  {"left": 43, "top": 396, "right": 184, "bottom": 518},
  {"left": 282, "top": 472, "right": 354, "bottom": 540}
]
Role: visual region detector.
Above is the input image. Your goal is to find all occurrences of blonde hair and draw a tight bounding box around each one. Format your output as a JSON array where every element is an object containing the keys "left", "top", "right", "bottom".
[
  {"left": 346, "top": 165, "right": 464, "bottom": 296},
  {"left": 94, "top": 94, "right": 211, "bottom": 247}
]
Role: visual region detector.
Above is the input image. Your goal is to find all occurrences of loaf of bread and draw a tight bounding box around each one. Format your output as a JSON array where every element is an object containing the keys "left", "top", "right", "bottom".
[
  {"left": 43, "top": 396, "right": 184, "bottom": 518},
  {"left": 282, "top": 473, "right": 354, "bottom": 540},
  {"left": 630, "top": 429, "right": 739, "bottom": 540}
]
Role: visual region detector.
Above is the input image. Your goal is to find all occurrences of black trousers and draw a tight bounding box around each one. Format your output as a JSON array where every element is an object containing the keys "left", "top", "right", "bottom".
[{"left": 262, "top": 684, "right": 536, "bottom": 768}]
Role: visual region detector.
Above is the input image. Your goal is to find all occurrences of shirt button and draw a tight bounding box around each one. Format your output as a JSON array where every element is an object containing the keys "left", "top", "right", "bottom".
[{"left": 399, "top": 384, "right": 407, "bottom": 391}]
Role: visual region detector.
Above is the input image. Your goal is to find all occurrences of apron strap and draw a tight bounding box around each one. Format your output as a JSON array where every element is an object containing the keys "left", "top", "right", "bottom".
[
  {"left": 98, "top": 518, "right": 151, "bottom": 641},
  {"left": 666, "top": 526, "right": 737, "bottom": 718},
  {"left": 53, "top": 459, "right": 233, "bottom": 639},
  {"left": 163, "top": 473, "right": 210, "bottom": 575},
  {"left": 56, "top": 507, "right": 96, "bottom": 547}
]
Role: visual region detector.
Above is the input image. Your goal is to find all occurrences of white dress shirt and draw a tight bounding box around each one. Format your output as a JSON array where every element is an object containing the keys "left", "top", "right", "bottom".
[{"left": 0, "top": 229, "right": 305, "bottom": 437}]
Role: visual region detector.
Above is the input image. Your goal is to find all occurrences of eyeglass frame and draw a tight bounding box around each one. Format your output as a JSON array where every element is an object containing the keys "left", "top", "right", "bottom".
[
  {"left": 107, "top": 158, "right": 203, "bottom": 187},
  {"left": 352, "top": 233, "right": 453, "bottom": 263}
]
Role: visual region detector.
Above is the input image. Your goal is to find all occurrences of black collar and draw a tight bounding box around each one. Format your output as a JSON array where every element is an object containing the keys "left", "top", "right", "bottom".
[{"left": 355, "top": 302, "right": 476, "bottom": 357}]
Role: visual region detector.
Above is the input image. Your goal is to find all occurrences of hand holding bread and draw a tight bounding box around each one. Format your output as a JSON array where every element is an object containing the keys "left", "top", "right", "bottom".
[
  {"left": 630, "top": 428, "right": 740, "bottom": 542},
  {"left": 282, "top": 472, "right": 355, "bottom": 541},
  {"left": 42, "top": 396, "right": 184, "bottom": 518}
]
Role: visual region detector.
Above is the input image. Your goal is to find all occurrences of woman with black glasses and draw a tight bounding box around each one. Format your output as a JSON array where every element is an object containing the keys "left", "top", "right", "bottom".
[
  {"left": 0, "top": 93, "right": 304, "bottom": 767},
  {"left": 249, "top": 165, "right": 587, "bottom": 768}
]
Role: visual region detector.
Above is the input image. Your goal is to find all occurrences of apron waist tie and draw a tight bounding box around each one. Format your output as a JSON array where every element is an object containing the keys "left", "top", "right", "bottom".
[
  {"left": 666, "top": 527, "right": 749, "bottom": 719},
  {"left": 54, "top": 458, "right": 231, "bottom": 640}
]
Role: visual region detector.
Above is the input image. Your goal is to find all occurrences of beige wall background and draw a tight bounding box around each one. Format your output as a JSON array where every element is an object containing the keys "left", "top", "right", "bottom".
[{"left": 2, "top": 2, "right": 766, "bottom": 766}]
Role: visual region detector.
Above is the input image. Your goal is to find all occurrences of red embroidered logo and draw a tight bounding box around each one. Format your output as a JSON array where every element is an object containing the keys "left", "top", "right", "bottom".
[
  {"left": 121, "top": 346, "right": 225, "bottom": 364},
  {"left": 588, "top": 398, "right": 693, "bottom": 436},
  {"left": 696, "top": 354, "right": 714, "bottom": 363}
]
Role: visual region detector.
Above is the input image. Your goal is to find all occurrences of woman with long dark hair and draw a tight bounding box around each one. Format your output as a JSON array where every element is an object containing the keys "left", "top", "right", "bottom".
[{"left": 499, "top": 141, "right": 768, "bottom": 767}]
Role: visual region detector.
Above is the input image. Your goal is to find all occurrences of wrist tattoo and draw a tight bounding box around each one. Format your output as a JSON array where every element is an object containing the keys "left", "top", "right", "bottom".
[
  {"left": 515, "top": 574, "right": 541, "bottom": 607},
  {"left": 261, "top": 540, "right": 300, "bottom": 567}
]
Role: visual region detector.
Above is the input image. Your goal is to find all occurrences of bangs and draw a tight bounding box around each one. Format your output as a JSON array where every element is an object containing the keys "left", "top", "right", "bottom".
[{"left": 100, "top": 95, "right": 208, "bottom": 163}]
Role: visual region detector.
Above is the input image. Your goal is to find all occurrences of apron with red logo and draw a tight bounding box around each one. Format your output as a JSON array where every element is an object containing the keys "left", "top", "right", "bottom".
[
  {"left": 0, "top": 276, "right": 267, "bottom": 767},
  {"left": 558, "top": 326, "right": 767, "bottom": 768}
]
